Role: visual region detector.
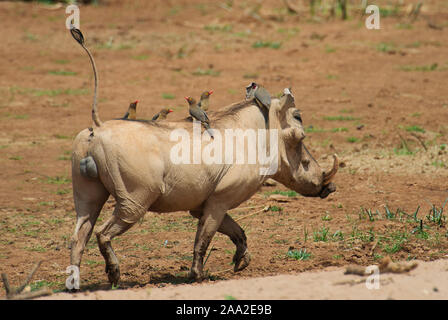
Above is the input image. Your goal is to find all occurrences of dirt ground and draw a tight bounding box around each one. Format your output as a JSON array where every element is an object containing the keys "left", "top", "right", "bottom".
[
  {"left": 0, "top": 0, "right": 447, "bottom": 299},
  {"left": 42, "top": 259, "right": 448, "bottom": 300}
]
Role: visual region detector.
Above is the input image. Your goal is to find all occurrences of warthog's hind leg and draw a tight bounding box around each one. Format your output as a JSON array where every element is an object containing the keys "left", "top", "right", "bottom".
[
  {"left": 95, "top": 211, "right": 135, "bottom": 286},
  {"left": 70, "top": 177, "right": 109, "bottom": 272}
]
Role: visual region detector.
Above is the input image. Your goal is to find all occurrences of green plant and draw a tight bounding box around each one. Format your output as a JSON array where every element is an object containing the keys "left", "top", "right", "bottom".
[
  {"left": 347, "top": 137, "right": 359, "bottom": 143},
  {"left": 400, "top": 63, "right": 438, "bottom": 72},
  {"left": 269, "top": 206, "right": 283, "bottom": 212},
  {"left": 323, "top": 115, "right": 359, "bottom": 121},
  {"left": 30, "top": 280, "right": 52, "bottom": 292},
  {"left": 305, "top": 126, "right": 325, "bottom": 133},
  {"left": 54, "top": 134, "right": 70, "bottom": 140},
  {"left": 325, "top": 45, "right": 336, "bottom": 53},
  {"left": 376, "top": 42, "right": 396, "bottom": 53},
  {"left": 252, "top": 41, "right": 282, "bottom": 49},
  {"left": 287, "top": 248, "right": 311, "bottom": 261},
  {"left": 332, "top": 127, "right": 348, "bottom": 132},
  {"left": 132, "top": 54, "right": 149, "bottom": 61},
  {"left": 359, "top": 207, "right": 380, "bottom": 221},
  {"left": 405, "top": 125, "right": 425, "bottom": 133},
  {"left": 313, "top": 226, "right": 329, "bottom": 242},
  {"left": 162, "top": 93, "right": 175, "bottom": 100},
  {"left": 394, "top": 137, "right": 414, "bottom": 156},
  {"left": 426, "top": 198, "right": 447, "bottom": 226},
  {"left": 412, "top": 220, "right": 429, "bottom": 240},
  {"left": 192, "top": 68, "right": 221, "bottom": 77},
  {"left": 266, "top": 190, "right": 298, "bottom": 197},
  {"left": 332, "top": 230, "right": 344, "bottom": 241},
  {"left": 54, "top": 59, "right": 70, "bottom": 64},
  {"left": 326, "top": 74, "right": 338, "bottom": 80},
  {"left": 44, "top": 176, "right": 71, "bottom": 185},
  {"left": 303, "top": 227, "right": 309, "bottom": 243},
  {"left": 48, "top": 70, "right": 77, "bottom": 76},
  {"left": 204, "top": 24, "right": 233, "bottom": 32}
]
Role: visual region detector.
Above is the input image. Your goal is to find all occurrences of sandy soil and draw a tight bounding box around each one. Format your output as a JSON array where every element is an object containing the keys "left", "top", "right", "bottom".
[
  {"left": 42, "top": 259, "right": 448, "bottom": 300},
  {"left": 0, "top": 0, "right": 447, "bottom": 299}
]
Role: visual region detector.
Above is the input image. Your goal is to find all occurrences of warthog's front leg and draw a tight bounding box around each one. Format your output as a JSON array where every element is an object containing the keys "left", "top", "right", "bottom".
[
  {"left": 190, "top": 205, "right": 226, "bottom": 281},
  {"left": 218, "top": 214, "right": 251, "bottom": 272},
  {"left": 189, "top": 211, "right": 251, "bottom": 273}
]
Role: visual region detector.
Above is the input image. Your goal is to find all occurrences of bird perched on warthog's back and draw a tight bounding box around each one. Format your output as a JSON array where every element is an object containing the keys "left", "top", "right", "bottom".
[
  {"left": 197, "top": 90, "right": 213, "bottom": 111},
  {"left": 152, "top": 108, "right": 173, "bottom": 121},
  {"left": 122, "top": 100, "right": 138, "bottom": 120},
  {"left": 245, "top": 82, "right": 271, "bottom": 109},
  {"left": 185, "top": 96, "right": 214, "bottom": 139}
]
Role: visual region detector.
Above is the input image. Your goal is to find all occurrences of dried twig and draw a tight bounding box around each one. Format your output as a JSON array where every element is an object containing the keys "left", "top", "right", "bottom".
[
  {"left": 283, "top": 0, "right": 301, "bottom": 14},
  {"left": 344, "top": 257, "right": 418, "bottom": 277},
  {"left": 9, "top": 288, "right": 53, "bottom": 300},
  {"left": 235, "top": 206, "right": 270, "bottom": 222},
  {"left": 409, "top": 2, "right": 423, "bottom": 23},
  {"left": 398, "top": 133, "right": 412, "bottom": 153},
  {"left": 410, "top": 132, "right": 427, "bottom": 151},
  {"left": 1, "top": 260, "right": 52, "bottom": 300},
  {"left": 1, "top": 273, "right": 11, "bottom": 296},
  {"left": 210, "top": 267, "right": 233, "bottom": 276},
  {"left": 369, "top": 240, "right": 379, "bottom": 256},
  {"left": 16, "top": 261, "right": 43, "bottom": 294},
  {"left": 229, "top": 205, "right": 266, "bottom": 212}
]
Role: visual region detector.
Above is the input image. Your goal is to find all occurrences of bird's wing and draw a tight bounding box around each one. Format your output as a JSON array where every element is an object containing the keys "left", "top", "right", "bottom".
[
  {"left": 254, "top": 87, "right": 271, "bottom": 109},
  {"left": 202, "top": 110, "right": 210, "bottom": 122},
  {"left": 152, "top": 113, "right": 160, "bottom": 121},
  {"left": 190, "top": 108, "right": 208, "bottom": 123},
  {"left": 122, "top": 112, "right": 129, "bottom": 119}
]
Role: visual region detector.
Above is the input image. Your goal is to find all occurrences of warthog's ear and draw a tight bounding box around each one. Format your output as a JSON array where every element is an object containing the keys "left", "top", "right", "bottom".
[
  {"left": 279, "top": 88, "right": 295, "bottom": 113},
  {"left": 279, "top": 88, "right": 305, "bottom": 145}
]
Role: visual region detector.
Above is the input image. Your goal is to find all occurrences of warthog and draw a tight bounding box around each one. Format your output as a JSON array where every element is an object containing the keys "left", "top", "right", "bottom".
[{"left": 69, "top": 28, "right": 338, "bottom": 286}]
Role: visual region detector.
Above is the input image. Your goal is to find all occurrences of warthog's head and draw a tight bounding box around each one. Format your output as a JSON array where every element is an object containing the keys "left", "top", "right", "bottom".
[{"left": 270, "top": 89, "right": 338, "bottom": 198}]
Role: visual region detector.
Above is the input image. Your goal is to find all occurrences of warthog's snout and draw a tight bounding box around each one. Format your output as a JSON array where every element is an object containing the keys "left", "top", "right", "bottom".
[{"left": 319, "top": 182, "right": 336, "bottom": 199}]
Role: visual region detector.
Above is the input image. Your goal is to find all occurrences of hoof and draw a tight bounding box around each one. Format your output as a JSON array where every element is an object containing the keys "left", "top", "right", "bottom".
[
  {"left": 234, "top": 250, "right": 251, "bottom": 272},
  {"left": 188, "top": 267, "right": 204, "bottom": 282},
  {"left": 105, "top": 264, "right": 120, "bottom": 286},
  {"left": 68, "top": 288, "right": 80, "bottom": 293}
]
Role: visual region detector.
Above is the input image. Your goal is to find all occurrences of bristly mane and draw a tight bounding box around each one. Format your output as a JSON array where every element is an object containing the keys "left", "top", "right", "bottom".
[
  {"left": 115, "top": 99, "right": 260, "bottom": 128},
  {"left": 176, "top": 100, "right": 259, "bottom": 123},
  {"left": 210, "top": 99, "right": 258, "bottom": 119},
  {"left": 113, "top": 118, "right": 172, "bottom": 129}
]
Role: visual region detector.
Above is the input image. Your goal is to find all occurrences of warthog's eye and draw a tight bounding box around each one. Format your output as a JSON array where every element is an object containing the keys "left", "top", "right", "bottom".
[{"left": 293, "top": 111, "right": 302, "bottom": 123}]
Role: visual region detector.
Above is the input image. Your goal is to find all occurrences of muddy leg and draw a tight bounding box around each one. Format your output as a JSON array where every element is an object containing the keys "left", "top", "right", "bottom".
[
  {"left": 70, "top": 181, "right": 109, "bottom": 269},
  {"left": 95, "top": 209, "right": 135, "bottom": 286},
  {"left": 189, "top": 206, "right": 226, "bottom": 281},
  {"left": 218, "top": 214, "right": 251, "bottom": 272},
  {"left": 189, "top": 211, "right": 250, "bottom": 273}
]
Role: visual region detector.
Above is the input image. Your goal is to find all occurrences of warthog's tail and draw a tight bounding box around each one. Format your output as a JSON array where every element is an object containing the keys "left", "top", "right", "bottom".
[{"left": 70, "top": 27, "right": 102, "bottom": 128}]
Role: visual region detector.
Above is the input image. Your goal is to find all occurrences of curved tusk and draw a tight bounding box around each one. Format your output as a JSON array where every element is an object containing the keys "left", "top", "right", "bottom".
[{"left": 322, "top": 154, "right": 339, "bottom": 186}]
